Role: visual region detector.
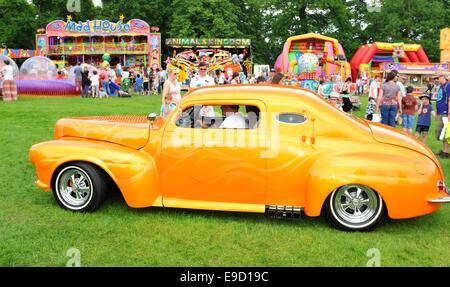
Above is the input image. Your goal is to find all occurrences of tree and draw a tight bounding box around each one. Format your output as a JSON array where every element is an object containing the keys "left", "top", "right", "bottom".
[
  {"left": 0, "top": 0, "right": 38, "bottom": 49},
  {"left": 360, "top": 0, "right": 450, "bottom": 62},
  {"left": 168, "top": 0, "right": 244, "bottom": 38}
]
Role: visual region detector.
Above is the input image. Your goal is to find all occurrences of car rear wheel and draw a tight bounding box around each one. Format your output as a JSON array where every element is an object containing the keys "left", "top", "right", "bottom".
[
  {"left": 53, "top": 163, "right": 107, "bottom": 212},
  {"left": 324, "top": 184, "right": 385, "bottom": 231}
]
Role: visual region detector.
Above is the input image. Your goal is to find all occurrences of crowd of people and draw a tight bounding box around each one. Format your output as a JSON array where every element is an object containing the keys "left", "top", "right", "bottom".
[
  {"left": 362, "top": 70, "right": 450, "bottom": 157},
  {"left": 67, "top": 62, "right": 168, "bottom": 98}
]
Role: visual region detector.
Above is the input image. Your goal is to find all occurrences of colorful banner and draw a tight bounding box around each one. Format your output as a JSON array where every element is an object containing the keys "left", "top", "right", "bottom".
[
  {"left": 0, "top": 48, "right": 37, "bottom": 58},
  {"left": 383, "top": 63, "right": 449, "bottom": 72},
  {"left": 46, "top": 19, "right": 150, "bottom": 35},
  {"left": 166, "top": 38, "right": 251, "bottom": 47}
]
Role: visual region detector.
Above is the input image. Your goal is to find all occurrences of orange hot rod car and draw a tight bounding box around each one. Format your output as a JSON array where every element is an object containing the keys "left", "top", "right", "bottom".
[{"left": 30, "top": 85, "right": 450, "bottom": 231}]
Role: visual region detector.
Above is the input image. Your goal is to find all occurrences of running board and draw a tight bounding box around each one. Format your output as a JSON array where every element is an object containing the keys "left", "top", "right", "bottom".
[{"left": 266, "top": 205, "right": 303, "bottom": 219}]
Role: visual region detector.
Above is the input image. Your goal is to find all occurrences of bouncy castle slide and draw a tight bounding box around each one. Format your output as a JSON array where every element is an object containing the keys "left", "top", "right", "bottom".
[{"left": 350, "top": 42, "right": 430, "bottom": 80}]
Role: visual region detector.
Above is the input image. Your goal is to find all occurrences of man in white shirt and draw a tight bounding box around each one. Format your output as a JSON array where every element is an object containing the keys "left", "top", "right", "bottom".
[
  {"left": 190, "top": 62, "right": 215, "bottom": 88},
  {"left": 369, "top": 76, "right": 380, "bottom": 99},
  {"left": 219, "top": 105, "right": 247, "bottom": 129}
]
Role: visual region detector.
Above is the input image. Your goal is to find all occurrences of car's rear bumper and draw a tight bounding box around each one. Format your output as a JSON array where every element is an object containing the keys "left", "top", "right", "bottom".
[{"left": 427, "top": 188, "right": 450, "bottom": 203}]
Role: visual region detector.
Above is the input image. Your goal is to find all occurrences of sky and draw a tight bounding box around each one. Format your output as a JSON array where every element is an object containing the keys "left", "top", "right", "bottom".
[{"left": 92, "top": 0, "right": 102, "bottom": 7}]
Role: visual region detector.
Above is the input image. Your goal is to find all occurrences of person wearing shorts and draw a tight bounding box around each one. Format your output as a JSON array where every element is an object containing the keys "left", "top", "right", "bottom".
[
  {"left": 401, "top": 86, "right": 418, "bottom": 135},
  {"left": 434, "top": 74, "right": 450, "bottom": 157},
  {"left": 415, "top": 95, "right": 435, "bottom": 144}
]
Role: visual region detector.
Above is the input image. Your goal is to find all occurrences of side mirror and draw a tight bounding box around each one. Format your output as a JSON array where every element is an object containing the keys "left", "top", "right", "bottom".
[{"left": 147, "top": 112, "right": 158, "bottom": 124}]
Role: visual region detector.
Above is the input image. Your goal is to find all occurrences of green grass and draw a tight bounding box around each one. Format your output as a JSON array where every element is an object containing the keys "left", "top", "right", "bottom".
[{"left": 0, "top": 94, "right": 449, "bottom": 267}]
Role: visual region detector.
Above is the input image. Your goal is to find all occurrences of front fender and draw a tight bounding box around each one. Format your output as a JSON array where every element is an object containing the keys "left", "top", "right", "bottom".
[
  {"left": 30, "top": 138, "right": 160, "bottom": 208},
  {"left": 304, "top": 151, "right": 441, "bottom": 219}
]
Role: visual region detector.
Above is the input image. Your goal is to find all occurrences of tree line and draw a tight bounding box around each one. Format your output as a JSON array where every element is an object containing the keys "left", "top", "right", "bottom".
[{"left": 0, "top": 0, "right": 448, "bottom": 65}]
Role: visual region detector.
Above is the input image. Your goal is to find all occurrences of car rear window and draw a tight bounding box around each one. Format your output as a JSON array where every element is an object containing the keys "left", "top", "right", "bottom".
[{"left": 276, "top": 113, "right": 307, "bottom": 124}]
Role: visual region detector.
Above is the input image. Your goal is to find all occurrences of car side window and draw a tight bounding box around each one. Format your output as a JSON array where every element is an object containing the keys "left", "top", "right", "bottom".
[
  {"left": 175, "top": 105, "right": 260, "bottom": 129},
  {"left": 276, "top": 113, "right": 307, "bottom": 125}
]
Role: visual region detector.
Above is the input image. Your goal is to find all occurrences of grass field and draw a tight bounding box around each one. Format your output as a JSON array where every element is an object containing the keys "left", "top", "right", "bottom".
[{"left": 0, "top": 94, "right": 449, "bottom": 267}]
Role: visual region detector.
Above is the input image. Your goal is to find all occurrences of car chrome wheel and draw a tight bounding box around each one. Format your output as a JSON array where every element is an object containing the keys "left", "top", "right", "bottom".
[
  {"left": 327, "top": 184, "right": 384, "bottom": 231},
  {"left": 55, "top": 166, "right": 94, "bottom": 210}
]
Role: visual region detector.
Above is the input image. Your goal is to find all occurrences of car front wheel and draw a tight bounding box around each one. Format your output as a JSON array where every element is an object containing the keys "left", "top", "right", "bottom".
[
  {"left": 324, "top": 184, "right": 385, "bottom": 231},
  {"left": 53, "top": 163, "right": 107, "bottom": 212}
]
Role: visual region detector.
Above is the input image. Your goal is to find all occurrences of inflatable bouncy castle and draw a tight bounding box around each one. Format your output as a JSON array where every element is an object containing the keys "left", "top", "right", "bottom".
[
  {"left": 350, "top": 42, "right": 430, "bottom": 81},
  {"left": 274, "top": 33, "right": 351, "bottom": 82}
]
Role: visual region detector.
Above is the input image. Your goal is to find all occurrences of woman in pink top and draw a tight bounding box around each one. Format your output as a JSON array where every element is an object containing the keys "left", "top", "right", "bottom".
[{"left": 160, "top": 68, "right": 181, "bottom": 119}]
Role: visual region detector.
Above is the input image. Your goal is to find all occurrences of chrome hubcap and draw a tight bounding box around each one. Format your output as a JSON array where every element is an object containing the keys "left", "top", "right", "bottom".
[
  {"left": 57, "top": 167, "right": 92, "bottom": 207},
  {"left": 333, "top": 185, "right": 379, "bottom": 225}
]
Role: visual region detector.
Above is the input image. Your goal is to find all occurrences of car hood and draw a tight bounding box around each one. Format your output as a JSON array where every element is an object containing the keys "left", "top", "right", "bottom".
[
  {"left": 367, "top": 121, "right": 441, "bottom": 169},
  {"left": 54, "top": 116, "right": 150, "bottom": 150}
]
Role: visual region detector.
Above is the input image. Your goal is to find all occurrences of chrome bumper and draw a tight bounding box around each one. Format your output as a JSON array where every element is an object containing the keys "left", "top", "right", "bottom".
[
  {"left": 428, "top": 197, "right": 450, "bottom": 203},
  {"left": 427, "top": 188, "right": 450, "bottom": 203}
]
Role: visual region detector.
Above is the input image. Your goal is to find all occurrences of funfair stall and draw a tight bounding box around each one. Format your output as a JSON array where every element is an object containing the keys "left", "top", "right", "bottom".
[
  {"left": 165, "top": 38, "right": 252, "bottom": 84},
  {"left": 36, "top": 17, "right": 161, "bottom": 69}
]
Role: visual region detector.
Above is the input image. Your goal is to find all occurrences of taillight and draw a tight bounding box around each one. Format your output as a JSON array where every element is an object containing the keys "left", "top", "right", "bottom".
[{"left": 437, "top": 180, "right": 446, "bottom": 192}]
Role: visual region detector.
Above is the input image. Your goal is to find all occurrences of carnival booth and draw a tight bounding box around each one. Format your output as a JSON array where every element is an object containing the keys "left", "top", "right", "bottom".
[
  {"left": 381, "top": 63, "right": 450, "bottom": 98},
  {"left": 36, "top": 17, "right": 161, "bottom": 69},
  {"left": 274, "top": 33, "right": 351, "bottom": 83},
  {"left": 165, "top": 38, "right": 252, "bottom": 85},
  {"left": 350, "top": 42, "right": 430, "bottom": 82}
]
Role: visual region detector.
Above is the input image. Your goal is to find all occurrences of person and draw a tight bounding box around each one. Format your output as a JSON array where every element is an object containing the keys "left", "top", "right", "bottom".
[
  {"left": 356, "top": 78, "right": 364, "bottom": 95},
  {"left": 246, "top": 105, "right": 260, "bottom": 129},
  {"left": 317, "top": 80, "right": 326, "bottom": 98},
  {"left": 219, "top": 105, "right": 247, "bottom": 128},
  {"left": 376, "top": 71, "right": 402, "bottom": 127},
  {"left": 329, "top": 93, "right": 343, "bottom": 111},
  {"left": 143, "top": 72, "right": 149, "bottom": 96},
  {"left": 135, "top": 74, "right": 143, "bottom": 95},
  {"left": 369, "top": 76, "right": 381, "bottom": 99},
  {"left": 218, "top": 70, "right": 227, "bottom": 84},
  {"left": 256, "top": 76, "right": 266, "bottom": 84},
  {"left": 190, "top": 62, "right": 215, "bottom": 88},
  {"left": 271, "top": 72, "right": 284, "bottom": 85},
  {"left": 73, "top": 62, "right": 82, "bottom": 93},
  {"left": 0, "top": 60, "right": 18, "bottom": 102},
  {"left": 397, "top": 74, "right": 407, "bottom": 98},
  {"left": 340, "top": 77, "right": 353, "bottom": 113},
  {"left": 230, "top": 72, "right": 241, "bottom": 84},
  {"left": 152, "top": 68, "right": 160, "bottom": 95},
  {"left": 81, "top": 66, "right": 90, "bottom": 98},
  {"left": 434, "top": 74, "right": 450, "bottom": 158},
  {"left": 101, "top": 67, "right": 111, "bottom": 97},
  {"left": 160, "top": 68, "right": 181, "bottom": 119},
  {"left": 401, "top": 86, "right": 418, "bottom": 135},
  {"left": 365, "top": 97, "right": 377, "bottom": 121},
  {"left": 415, "top": 95, "right": 436, "bottom": 144},
  {"left": 98, "top": 87, "right": 107, "bottom": 98},
  {"left": 158, "top": 68, "right": 167, "bottom": 94},
  {"left": 90, "top": 70, "right": 100, "bottom": 98}
]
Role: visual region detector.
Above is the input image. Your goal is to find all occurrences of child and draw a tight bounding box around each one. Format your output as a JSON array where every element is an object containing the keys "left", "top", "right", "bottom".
[
  {"left": 135, "top": 74, "right": 143, "bottom": 95},
  {"left": 415, "top": 95, "right": 436, "bottom": 144},
  {"left": 99, "top": 87, "right": 107, "bottom": 98},
  {"left": 365, "top": 97, "right": 377, "bottom": 121},
  {"left": 90, "top": 70, "right": 100, "bottom": 98},
  {"left": 329, "top": 93, "right": 343, "bottom": 111},
  {"left": 160, "top": 93, "right": 176, "bottom": 119},
  {"left": 401, "top": 86, "right": 418, "bottom": 135}
]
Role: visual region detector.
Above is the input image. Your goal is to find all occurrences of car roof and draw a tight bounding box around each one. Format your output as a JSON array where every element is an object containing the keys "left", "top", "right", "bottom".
[{"left": 182, "top": 84, "right": 320, "bottom": 104}]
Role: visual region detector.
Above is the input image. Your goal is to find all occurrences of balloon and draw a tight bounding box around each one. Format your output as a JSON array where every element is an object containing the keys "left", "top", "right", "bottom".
[{"left": 19, "top": 56, "right": 57, "bottom": 80}]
